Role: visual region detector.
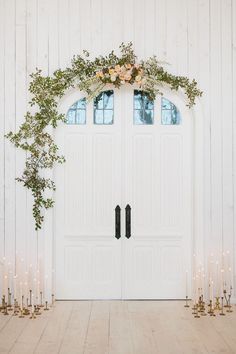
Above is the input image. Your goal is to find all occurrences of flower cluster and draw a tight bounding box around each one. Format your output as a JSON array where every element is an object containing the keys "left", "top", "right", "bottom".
[{"left": 95, "top": 63, "right": 146, "bottom": 87}]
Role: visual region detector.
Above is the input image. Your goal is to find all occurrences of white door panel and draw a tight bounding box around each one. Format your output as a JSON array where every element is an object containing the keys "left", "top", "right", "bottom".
[{"left": 55, "top": 87, "right": 192, "bottom": 299}]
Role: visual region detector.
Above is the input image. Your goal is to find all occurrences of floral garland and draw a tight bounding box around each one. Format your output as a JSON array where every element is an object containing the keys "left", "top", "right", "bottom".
[{"left": 6, "top": 43, "right": 202, "bottom": 230}]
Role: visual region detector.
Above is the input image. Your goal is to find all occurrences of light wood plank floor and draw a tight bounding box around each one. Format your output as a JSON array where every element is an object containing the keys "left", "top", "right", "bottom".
[{"left": 0, "top": 301, "right": 236, "bottom": 354}]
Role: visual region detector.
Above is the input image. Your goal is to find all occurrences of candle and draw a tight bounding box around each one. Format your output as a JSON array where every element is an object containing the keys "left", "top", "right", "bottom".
[
  {"left": 13, "top": 275, "right": 17, "bottom": 300},
  {"left": 211, "top": 280, "right": 214, "bottom": 303},
  {"left": 20, "top": 281, "right": 23, "bottom": 310},
  {"left": 185, "top": 270, "right": 188, "bottom": 298}
]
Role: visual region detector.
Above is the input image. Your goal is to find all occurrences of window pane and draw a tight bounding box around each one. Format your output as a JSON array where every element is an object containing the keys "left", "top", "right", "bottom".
[
  {"left": 161, "top": 97, "right": 181, "bottom": 125},
  {"left": 94, "top": 92, "right": 104, "bottom": 110},
  {"left": 76, "top": 97, "right": 86, "bottom": 109},
  {"left": 75, "top": 109, "right": 86, "bottom": 124},
  {"left": 144, "top": 110, "right": 154, "bottom": 124},
  {"left": 134, "top": 110, "right": 144, "bottom": 124},
  {"left": 94, "top": 90, "right": 114, "bottom": 125},
  {"left": 94, "top": 110, "right": 103, "bottom": 124},
  {"left": 143, "top": 95, "right": 154, "bottom": 110},
  {"left": 104, "top": 110, "right": 113, "bottom": 124},
  {"left": 67, "top": 110, "right": 76, "bottom": 124},
  {"left": 66, "top": 98, "right": 86, "bottom": 124},
  {"left": 103, "top": 91, "right": 113, "bottom": 109},
  {"left": 134, "top": 90, "right": 142, "bottom": 109},
  {"left": 134, "top": 90, "right": 154, "bottom": 125}
]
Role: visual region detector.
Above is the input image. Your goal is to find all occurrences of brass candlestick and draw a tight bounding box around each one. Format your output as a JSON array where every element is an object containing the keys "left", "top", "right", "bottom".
[
  {"left": 192, "top": 304, "right": 197, "bottom": 315},
  {"left": 223, "top": 289, "right": 229, "bottom": 307},
  {"left": 209, "top": 300, "right": 216, "bottom": 316},
  {"left": 35, "top": 305, "right": 41, "bottom": 316},
  {"left": 39, "top": 291, "right": 43, "bottom": 307},
  {"left": 44, "top": 301, "right": 49, "bottom": 311},
  {"left": 18, "top": 308, "right": 24, "bottom": 318},
  {"left": 226, "top": 294, "right": 233, "bottom": 313},
  {"left": 13, "top": 299, "right": 19, "bottom": 316},
  {"left": 214, "top": 297, "right": 221, "bottom": 311},
  {"left": 220, "top": 297, "right": 225, "bottom": 316},
  {"left": 184, "top": 295, "right": 190, "bottom": 308},
  {"left": 29, "top": 289, "right": 32, "bottom": 307},
  {"left": 194, "top": 305, "right": 200, "bottom": 318},
  {"left": 3, "top": 303, "right": 9, "bottom": 316},
  {"left": 29, "top": 307, "right": 36, "bottom": 319}
]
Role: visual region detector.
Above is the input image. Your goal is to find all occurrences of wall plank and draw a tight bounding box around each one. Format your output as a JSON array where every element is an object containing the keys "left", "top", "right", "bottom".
[{"left": 0, "top": 0, "right": 235, "bottom": 296}]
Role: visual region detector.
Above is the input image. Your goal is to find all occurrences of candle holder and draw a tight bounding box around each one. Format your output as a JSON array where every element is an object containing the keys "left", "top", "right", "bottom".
[
  {"left": 13, "top": 299, "right": 19, "bottom": 316},
  {"left": 7, "top": 288, "right": 12, "bottom": 309},
  {"left": 192, "top": 304, "right": 197, "bottom": 315},
  {"left": 208, "top": 300, "right": 216, "bottom": 316},
  {"left": 23, "top": 307, "right": 30, "bottom": 316},
  {"left": 35, "top": 305, "right": 41, "bottom": 316},
  {"left": 29, "top": 308, "right": 36, "bottom": 319},
  {"left": 214, "top": 297, "right": 221, "bottom": 311},
  {"left": 220, "top": 297, "right": 225, "bottom": 316},
  {"left": 44, "top": 301, "right": 49, "bottom": 311},
  {"left": 18, "top": 308, "right": 24, "bottom": 318},
  {"left": 39, "top": 291, "right": 43, "bottom": 307},
  {"left": 3, "top": 303, "right": 9, "bottom": 316},
  {"left": 184, "top": 296, "right": 190, "bottom": 308},
  {"left": 29, "top": 289, "right": 32, "bottom": 307},
  {"left": 194, "top": 305, "right": 200, "bottom": 318},
  {"left": 223, "top": 290, "right": 229, "bottom": 308},
  {"left": 226, "top": 294, "right": 233, "bottom": 313}
]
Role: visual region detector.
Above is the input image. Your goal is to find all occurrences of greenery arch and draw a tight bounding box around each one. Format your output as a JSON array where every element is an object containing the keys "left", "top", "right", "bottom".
[{"left": 6, "top": 43, "right": 202, "bottom": 230}]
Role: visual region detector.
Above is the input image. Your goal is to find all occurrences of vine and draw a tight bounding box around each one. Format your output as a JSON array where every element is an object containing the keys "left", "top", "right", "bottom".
[{"left": 6, "top": 43, "right": 202, "bottom": 230}]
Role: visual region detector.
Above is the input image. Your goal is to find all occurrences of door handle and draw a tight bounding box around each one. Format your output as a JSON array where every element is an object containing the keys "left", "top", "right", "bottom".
[
  {"left": 125, "top": 204, "right": 131, "bottom": 239},
  {"left": 115, "top": 205, "right": 121, "bottom": 239}
]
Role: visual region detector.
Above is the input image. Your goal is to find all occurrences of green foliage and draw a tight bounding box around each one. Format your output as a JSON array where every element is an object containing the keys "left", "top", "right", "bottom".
[{"left": 6, "top": 43, "right": 202, "bottom": 230}]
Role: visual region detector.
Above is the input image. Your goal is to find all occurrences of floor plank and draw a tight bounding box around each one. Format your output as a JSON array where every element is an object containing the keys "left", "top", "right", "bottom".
[{"left": 0, "top": 301, "right": 236, "bottom": 354}]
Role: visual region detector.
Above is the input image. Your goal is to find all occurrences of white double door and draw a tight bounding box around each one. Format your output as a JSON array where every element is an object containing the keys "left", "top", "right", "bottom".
[{"left": 55, "top": 87, "right": 192, "bottom": 300}]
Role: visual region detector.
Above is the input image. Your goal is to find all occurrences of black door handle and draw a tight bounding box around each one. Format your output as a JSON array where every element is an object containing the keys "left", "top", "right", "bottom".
[
  {"left": 115, "top": 205, "right": 121, "bottom": 239},
  {"left": 125, "top": 204, "right": 131, "bottom": 238}
]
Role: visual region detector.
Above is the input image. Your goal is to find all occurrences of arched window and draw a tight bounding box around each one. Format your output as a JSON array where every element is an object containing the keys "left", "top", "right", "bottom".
[
  {"left": 94, "top": 90, "right": 114, "bottom": 124},
  {"left": 66, "top": 97, "right": 86, "bottom": 124},
  {"left": 161, "top": 97, "right": 181, "bottom": 125},
  {"left": 134, "top": 90, "right": 154, "bottom": 125}
]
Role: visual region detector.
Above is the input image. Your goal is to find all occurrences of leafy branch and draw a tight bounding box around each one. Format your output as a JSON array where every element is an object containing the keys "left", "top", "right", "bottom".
[{"left": 6, "top": 42, "right": 202, "bottom": 230}]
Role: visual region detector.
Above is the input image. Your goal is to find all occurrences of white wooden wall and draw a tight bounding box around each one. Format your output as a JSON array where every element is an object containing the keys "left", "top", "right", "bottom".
[{"left": 0, "top": 0, "right": 236, "bottom": 294}]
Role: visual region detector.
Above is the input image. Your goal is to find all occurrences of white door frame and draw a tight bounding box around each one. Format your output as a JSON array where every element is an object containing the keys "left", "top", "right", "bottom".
[{"left": 43, "top": 86, "right": 205, "bottom": 301}]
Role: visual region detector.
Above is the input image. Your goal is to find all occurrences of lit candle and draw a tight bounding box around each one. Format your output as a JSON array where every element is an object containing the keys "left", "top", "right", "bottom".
[
  {"left": 4, "top": 274, "right": 8, "bottom": 297},
  {"left": 19, "top": 281, "right": 23, "bottom": 310},
  {"left": 185, "top": 270, "right": 188, "bottom": 298},
  {"left": 211, "top": 280, "right": 214, "bottom": 303},
  {"left": 13, "top": 274, "right": 17, "bottom": 300},
  {"left": 31, "top": 293, "right": 34, "bottom": 314}
]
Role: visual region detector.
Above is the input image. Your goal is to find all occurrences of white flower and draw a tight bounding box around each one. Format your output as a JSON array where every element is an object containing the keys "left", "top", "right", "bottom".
[{"left": 110, "top": 74, "right": 117, "bottom": 82}]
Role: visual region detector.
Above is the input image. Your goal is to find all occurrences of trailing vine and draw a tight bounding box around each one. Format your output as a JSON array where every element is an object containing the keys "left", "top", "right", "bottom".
[{"left": 6, "top": 43, "right": 202, "bottom": 230}]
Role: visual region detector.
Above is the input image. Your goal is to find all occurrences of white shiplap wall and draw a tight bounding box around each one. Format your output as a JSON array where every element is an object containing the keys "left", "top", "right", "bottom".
[{"left": 0, "top": 0, "right": 236, "bottom": 294}]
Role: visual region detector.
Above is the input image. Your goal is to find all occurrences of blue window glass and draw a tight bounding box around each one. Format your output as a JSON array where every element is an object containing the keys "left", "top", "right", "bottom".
[
  {"left": 134, "top": 90, "right": 154, "bottom": 125},
  {"left": 94, "top": 90, "right": 114, "bottom": 124},
  {"left": 66, "top": 98, "right": 86, "bottom": 124},
  {"left": 161, "top": 97, "right": 181, "bottom": 125}
]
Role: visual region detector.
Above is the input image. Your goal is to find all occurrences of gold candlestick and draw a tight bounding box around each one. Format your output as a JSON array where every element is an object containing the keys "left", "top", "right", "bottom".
[
  {"left": 18, "top": 308, "right": 24, "bottom": 318},
  {"left": 44, "top": 301, "right": 49, "bottom": 311},
  {"left": 184, "top": 295, "right": 190, "bottom": 308},
  {"left": 226, "top": 294, "right": 233, "bottom": 313},
  {"left": 39, "top": 291, "right": 43, "bottom": 307},
  {"left": 29, "top": 289, "right": 32, "bottom": 307},
  {"left": 194, "top": 305, "right": 200, "bottom": 318},
  {"left": 220, "top": 297, "right": 225, "bottom": 316},
  {"left": 214, "top": 297, "right": 221, "bottom": 311}
]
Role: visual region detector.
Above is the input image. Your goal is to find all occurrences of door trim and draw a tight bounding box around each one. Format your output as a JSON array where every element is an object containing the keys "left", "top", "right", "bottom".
[{"left": 43, "top": 86, "right": 205, "bottom": 300}]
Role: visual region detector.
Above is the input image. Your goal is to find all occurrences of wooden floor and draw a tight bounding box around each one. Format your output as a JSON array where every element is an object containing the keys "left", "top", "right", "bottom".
[{"left": 0, "top": 301, "right": 236, "bottom": 354}]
